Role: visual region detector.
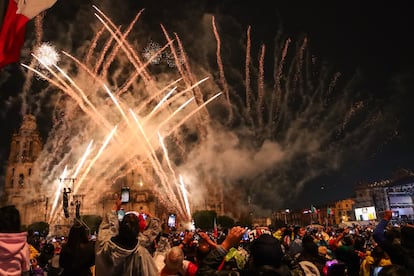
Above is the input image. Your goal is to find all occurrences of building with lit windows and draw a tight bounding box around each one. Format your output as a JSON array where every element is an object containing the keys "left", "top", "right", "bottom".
[
  {"left": 335, "top": 198, "right": 355, "bottom": 224},
  {"left": 353, "top": 171, "right": 414, "bottom": 222}
]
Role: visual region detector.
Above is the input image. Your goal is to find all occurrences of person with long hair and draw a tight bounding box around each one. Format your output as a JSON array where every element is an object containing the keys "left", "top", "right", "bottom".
[{"left": 59, "top": 222, "right": 95, "bottom": 276}]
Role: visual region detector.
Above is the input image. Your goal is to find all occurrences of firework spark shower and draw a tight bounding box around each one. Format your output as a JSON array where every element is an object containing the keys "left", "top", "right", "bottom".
[{"left": 1, "top": 1, "right": 403, "bottom": 222}]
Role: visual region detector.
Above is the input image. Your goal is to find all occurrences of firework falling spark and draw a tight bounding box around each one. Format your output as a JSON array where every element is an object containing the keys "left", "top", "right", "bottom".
[
  {"left": 142, "top": 41, "right": 162, "bottom": 65},
  {"left": 23, "top": 6, "right": 217, "bottom": 221},
  {"left": 179, "top": 175, "right": 192, "bottom": 220},
  {"left": 50, "top": 166, "right": 68, "bottom": 222},
  {"left": 212, "top": 16, "right": 231, "bottom": 121},
  {"left": 164, "top": 49, "right": 185, "bottom": 68},
  {"left": 18, "top": 4, "right": 397, "bottom": 225}
]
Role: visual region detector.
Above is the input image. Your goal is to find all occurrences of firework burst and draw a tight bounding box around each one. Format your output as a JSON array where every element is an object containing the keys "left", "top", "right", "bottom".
[{"left": 19, "top": 4, "right": 397, "bottom": 223}]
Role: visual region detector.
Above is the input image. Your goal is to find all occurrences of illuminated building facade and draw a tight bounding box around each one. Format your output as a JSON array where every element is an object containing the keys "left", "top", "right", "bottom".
[
  {"left": 0, "top": 115, "right": 162, "bottom": 233},
  {"left": 3, "top": 114, "right": 46, "bottom": 224},
  {"left": 353, "top": 171, "right": 414, "bottom": 222},
  {"left": 334, "top": 198, "right": 355, "bottom": 224},
  {"left": 1, "top": 114, "right": 225, "bottom": 233}
]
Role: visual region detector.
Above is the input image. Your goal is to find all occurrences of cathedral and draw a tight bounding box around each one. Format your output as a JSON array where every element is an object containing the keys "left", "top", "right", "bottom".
[
  {"left": 3, "top": 114, "right": 44, "bottom": 224},
  {"left": 1, "top": 114, "right": 226, "bottom": 235},
  {"left": 1, "top": 114, "right": 165, "bottom": 234}
]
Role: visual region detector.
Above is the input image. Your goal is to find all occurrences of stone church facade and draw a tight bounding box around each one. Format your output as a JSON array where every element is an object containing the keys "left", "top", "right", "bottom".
[
  {"left": 1, "top": 114, "right": 228, "bottom": 235},
  {"left": 3, "top": 114, "right": 45, "bottom": 225},
  {"left": 1, "top": 114, "right": 166, "bottom": 235}
]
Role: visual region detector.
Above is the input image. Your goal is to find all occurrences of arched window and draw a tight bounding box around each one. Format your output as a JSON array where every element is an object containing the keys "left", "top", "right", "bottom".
[{"left": 18, "top": 174, "right": 24, "bottom": 186}]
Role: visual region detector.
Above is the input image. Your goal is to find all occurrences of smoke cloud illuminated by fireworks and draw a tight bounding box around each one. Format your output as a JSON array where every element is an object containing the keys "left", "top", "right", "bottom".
[{"left": 2, "top": 0, "right": 400, "bottom": 221}]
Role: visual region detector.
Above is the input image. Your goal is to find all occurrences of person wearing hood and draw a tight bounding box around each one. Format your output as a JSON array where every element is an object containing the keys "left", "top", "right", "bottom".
[
  {"left": 94, "top": 198, "right": 160, "bottom": 275},
  {"left": 0, "top": 205, "right": 31, "bottom": 276}
]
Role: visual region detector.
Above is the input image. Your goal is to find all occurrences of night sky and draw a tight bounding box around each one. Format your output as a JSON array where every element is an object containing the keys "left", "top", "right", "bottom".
[{"left": 1, "top": 0, "right": 414, "bottom": 212}]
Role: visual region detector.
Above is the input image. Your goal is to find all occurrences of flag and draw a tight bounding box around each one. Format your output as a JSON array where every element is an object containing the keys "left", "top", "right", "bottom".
[
  {"left": 213, "top": 217, "right": 218, "bottom": 239},
  {"left": 311, "top": 205, "right": 318, "bottom": 214},
  {"left": 0, "top": 0, "right": 57, "bottom": 68}
]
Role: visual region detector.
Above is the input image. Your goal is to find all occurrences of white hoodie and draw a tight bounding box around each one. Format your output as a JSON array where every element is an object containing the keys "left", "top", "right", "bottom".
[{"left": 95, "top": 212, "right": 159, "bottom": 276}]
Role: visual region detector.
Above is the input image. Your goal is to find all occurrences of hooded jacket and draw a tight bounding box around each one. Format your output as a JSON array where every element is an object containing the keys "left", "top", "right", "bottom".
[
  {"left": 0, "top": 232, "right": 31, "bottom": 276},
  {"left": 95, "top": 211, "right": 159, "bottom": 276}
]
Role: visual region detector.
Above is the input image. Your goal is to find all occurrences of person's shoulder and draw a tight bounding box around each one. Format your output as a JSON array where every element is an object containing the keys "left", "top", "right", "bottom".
[{"left": 136, "top": 244, "right": 151, "bottom": 255}]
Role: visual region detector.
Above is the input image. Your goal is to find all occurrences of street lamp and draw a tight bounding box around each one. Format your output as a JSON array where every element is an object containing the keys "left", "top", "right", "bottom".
[
  {"left": 284, "top": 209, "right": 290, "bottom": 225},
  {"left": 44, "top": 197, "right": 49, "bottom": 222}
]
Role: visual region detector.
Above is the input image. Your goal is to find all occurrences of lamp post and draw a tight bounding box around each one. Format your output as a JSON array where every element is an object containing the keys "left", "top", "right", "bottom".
[
  {"left": 284, "top": 209, "right": 290, "bottom": 225},
  {"left": 45, "top": 197, "right": 48, "bottom": 222}
]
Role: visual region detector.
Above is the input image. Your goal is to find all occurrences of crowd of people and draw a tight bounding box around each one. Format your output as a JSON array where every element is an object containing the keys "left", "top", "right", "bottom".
[{"left": 1, "top": 201, "right": 413, "bottom": 276}]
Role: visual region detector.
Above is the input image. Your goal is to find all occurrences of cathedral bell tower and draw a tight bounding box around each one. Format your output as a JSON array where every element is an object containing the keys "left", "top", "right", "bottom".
[{"left": 4, "top": 114, "right": 42, "bottom": 212}]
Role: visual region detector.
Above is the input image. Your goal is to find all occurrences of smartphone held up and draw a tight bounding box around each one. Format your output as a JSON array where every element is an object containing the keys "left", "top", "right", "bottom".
[
  {"left": 168, "top": 213, "right": 176, "bottom": 228},
  {"left": 121, "top": 187, "right": 130, "bottom": 203}
]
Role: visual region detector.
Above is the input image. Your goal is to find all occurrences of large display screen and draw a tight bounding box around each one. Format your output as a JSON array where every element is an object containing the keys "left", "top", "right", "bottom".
[{"left": 355, "top": 206, "right": 377, "bottom": 221}]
